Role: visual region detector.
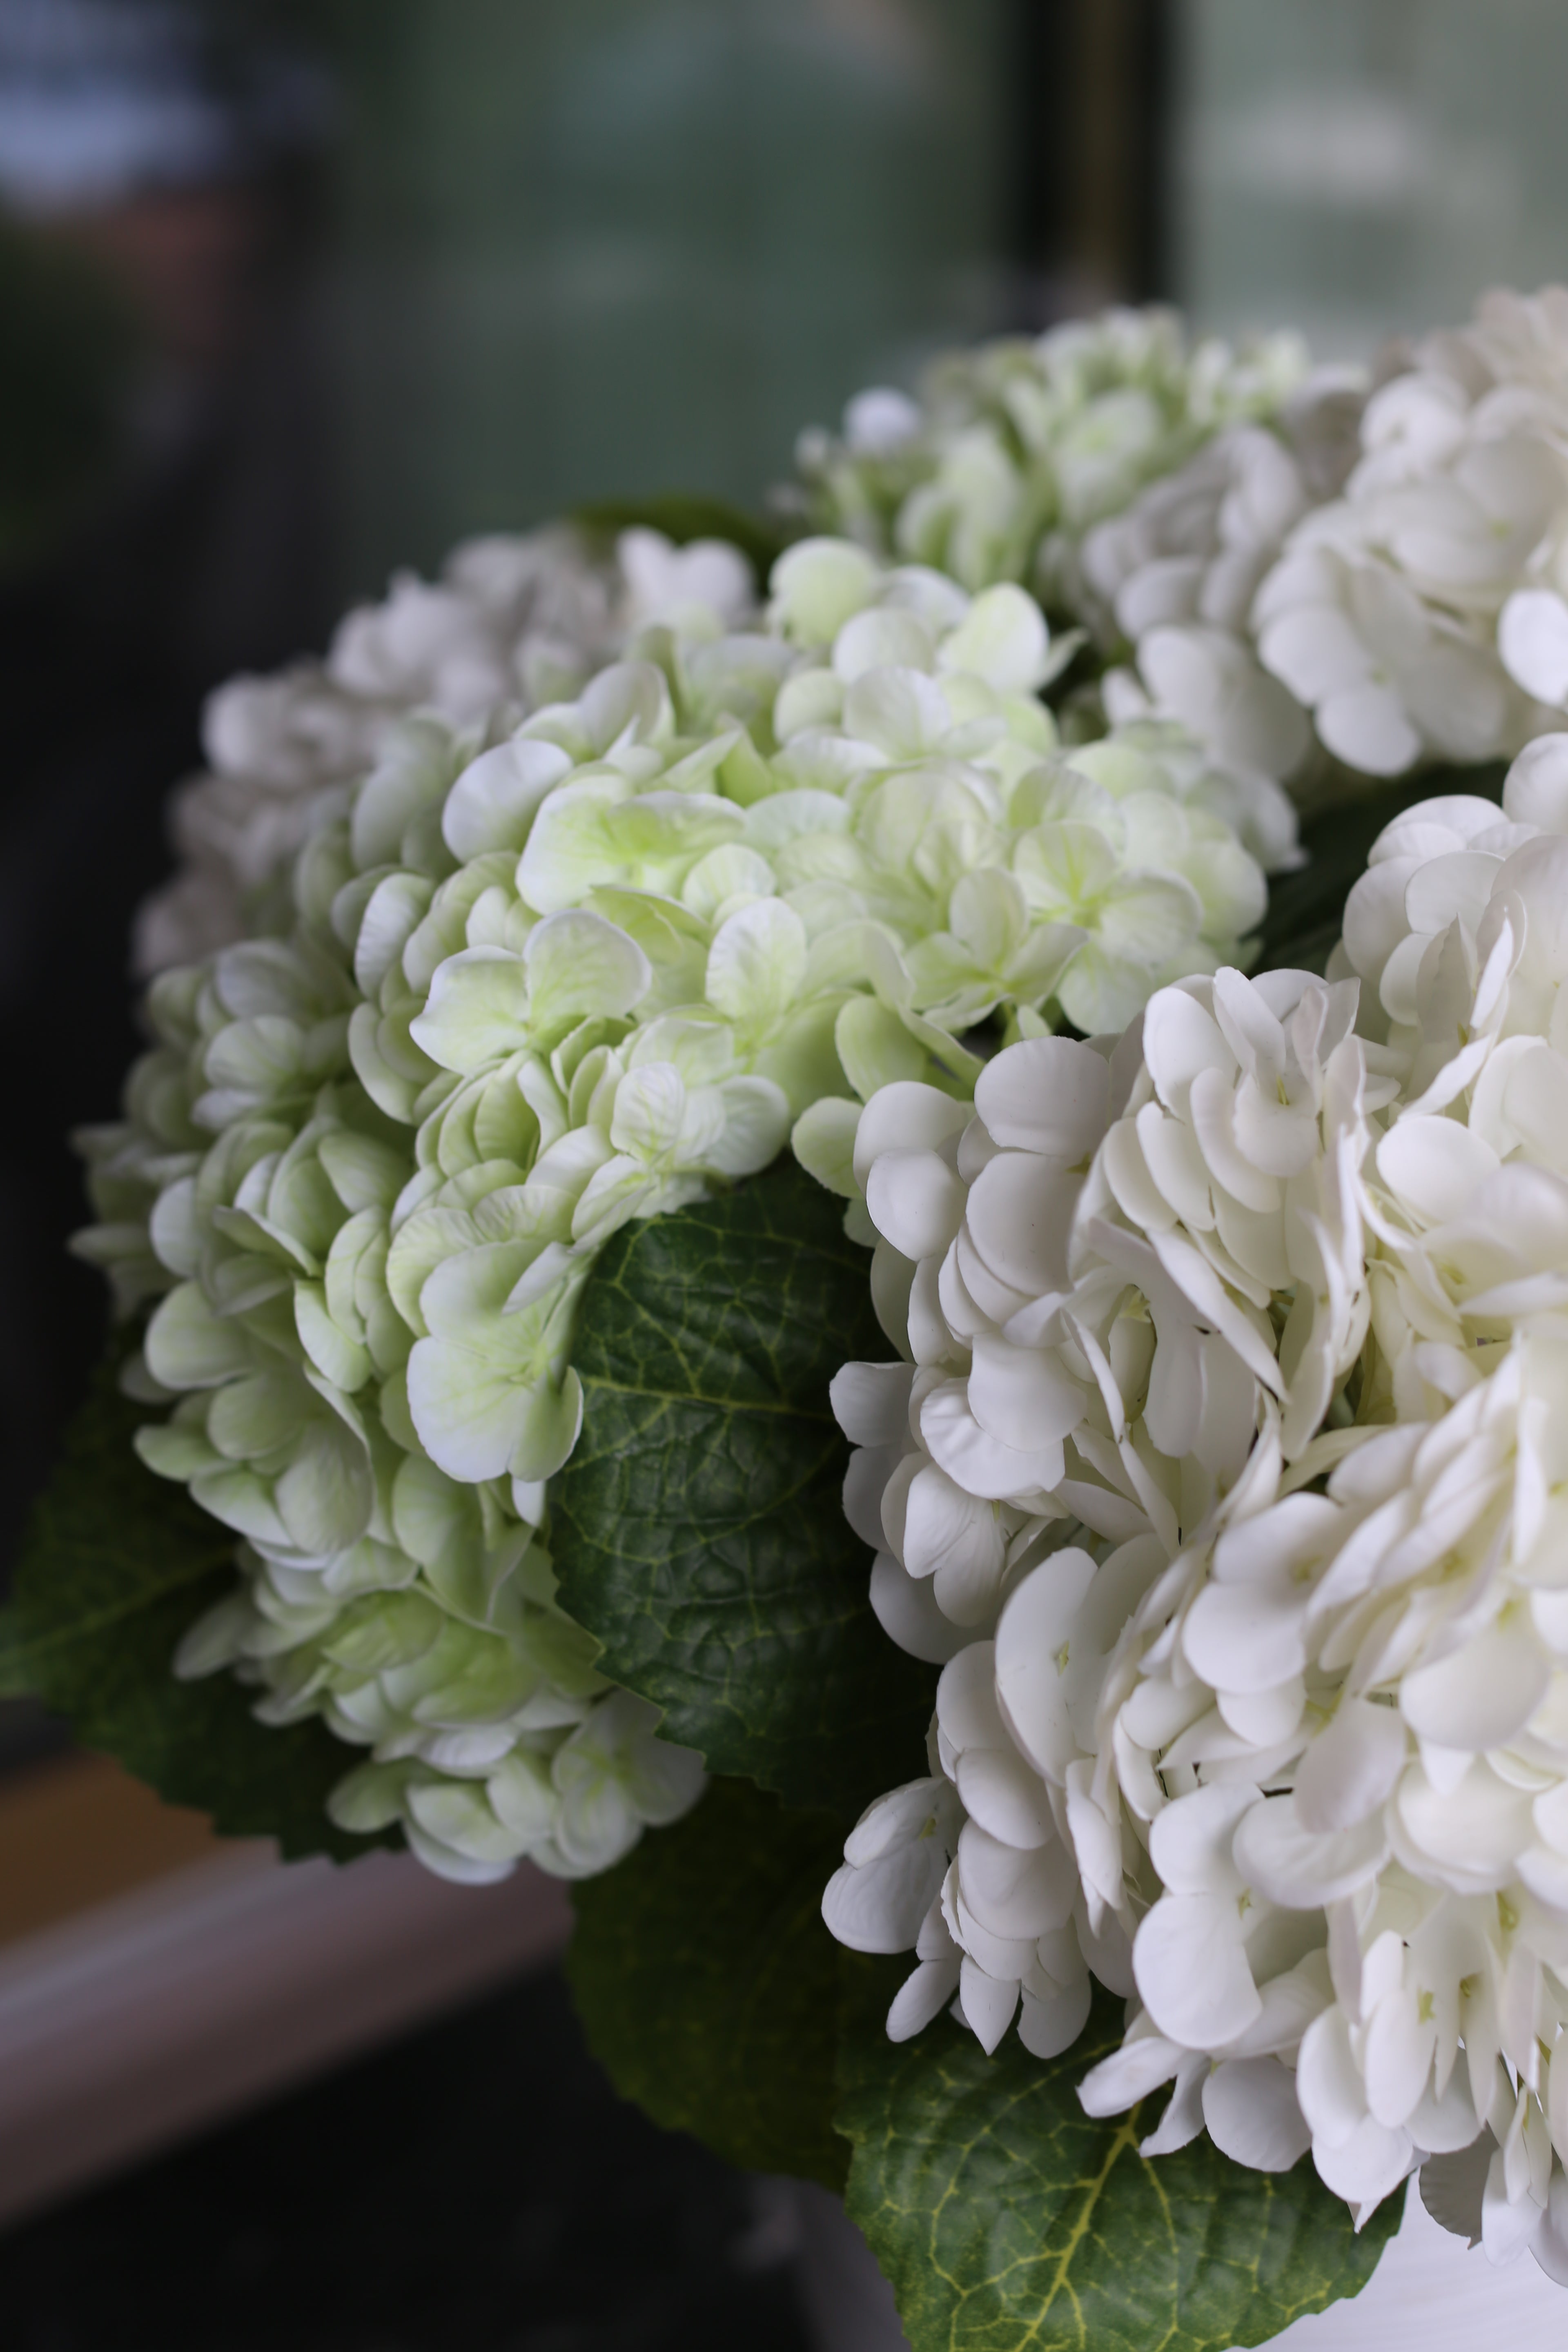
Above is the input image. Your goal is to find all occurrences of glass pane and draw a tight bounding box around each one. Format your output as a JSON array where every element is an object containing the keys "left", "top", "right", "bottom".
[
  {"left": 319, "top": 0, "right": 1014, "bottom": 592},
  {"left": 1171, "top": 0, "right": 1568, "bottom": 354}
]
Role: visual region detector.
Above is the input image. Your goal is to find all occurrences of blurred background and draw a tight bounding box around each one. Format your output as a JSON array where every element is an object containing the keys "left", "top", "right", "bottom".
[{"left": 0, "top": 1, "right": 1567, "bottom": 2341}]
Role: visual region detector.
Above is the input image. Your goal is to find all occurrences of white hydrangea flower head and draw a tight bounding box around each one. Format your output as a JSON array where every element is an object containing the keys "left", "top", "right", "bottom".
[
  {"left": 81, "top": 534, "right": 1275, "bottom": 1886},
  {"left": 820, "top": 733, "right": 1568, "bottom": 2283},
  {"left": 793, "top": 307, "right": 1312, "bottom": 609},
  {"left": 1253, "top": 286, "right": 1568, "bottom": 779},
  {"left": 817, "top": 953, "right": 1382, "bottom": 2067},
  {"left": 1085, "top": 371, "right": 1367, "bottom": 813},
  {"left": 133, "top": 526, "right": 755, "bottom": 978}
]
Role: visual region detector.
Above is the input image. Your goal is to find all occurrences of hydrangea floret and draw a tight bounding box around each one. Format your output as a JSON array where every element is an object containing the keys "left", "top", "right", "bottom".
[
  {"left": 1254, "top": 288, "right": 1568, "bottom": 778},
  {"left": 75, "top": 528, "right": 1274, "bottom": 1887},
  {"left": 792, "top": 307, "right": 1312, "bottom": 613},
  {"left": 134, "top": 524, "right": 756, "bottom": 976},
  {"left": 820, "top": 727, "right": 1568, "bottom": 2285}
]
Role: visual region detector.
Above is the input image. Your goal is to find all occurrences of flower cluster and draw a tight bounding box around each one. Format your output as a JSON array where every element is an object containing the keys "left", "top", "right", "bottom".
[
  {"left": 822, "top": 731, "right": 1568, "bottom": 2282},
  {"left": 134, "top": 525, "right": 756, "bottom": 976},
  {"left": 1086, "top": 376, "right": 1366, "bottom": 802},
  {"left": 1254, "top": 288, "right": 1568, "bottom": 777},
  {"left": 77, "top": 530, "right": 1273, "bottom": 1885},
  {"left": 792, "top": 307, "right": 1312, "bottom": 616}
]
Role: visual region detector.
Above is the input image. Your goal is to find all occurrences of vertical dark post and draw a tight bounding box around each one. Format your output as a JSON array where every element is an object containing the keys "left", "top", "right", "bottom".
[{"left": 1008, "top": 0, "right": 1173, "bottom": 323}]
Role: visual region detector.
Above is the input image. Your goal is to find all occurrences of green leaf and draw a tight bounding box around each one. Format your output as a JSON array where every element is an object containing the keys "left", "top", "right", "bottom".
[
  {"left": 571, "top": 492, "right": 795, "bottom": 581},
  {"left": 1258, "top": 761, "right": 1505, "bottom": 976},
  {"left": 551, "top": 1158, "right": 937, "bottom": 1812},
  {"left": 568, "top": 1774, "right": 849, "bottom": 2189},
  {"left": 10, "top": 1347, "right": 392, "bottom": 1862},
  {"left": 835, "top": 1973, "right": 1400, "bottom": 2352}
]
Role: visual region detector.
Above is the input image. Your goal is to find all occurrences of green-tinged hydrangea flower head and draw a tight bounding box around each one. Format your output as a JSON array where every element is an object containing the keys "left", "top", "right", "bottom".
[
  {"left": 134, "top": 524, "right": 757, "bottom": 977},
  {"left": 791, "top": 307, "right": 1312, "bottom": 610},
  {"left": 76, "top": 534, "right": 1282, "bottom": 1883}
]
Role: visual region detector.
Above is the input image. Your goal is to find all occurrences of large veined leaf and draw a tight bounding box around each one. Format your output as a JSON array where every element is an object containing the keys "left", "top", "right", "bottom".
[
  {"left": 1257, "top": 762, "right": 1505, "bottom": 976},
  {"left": 568, "top": 1774, "right": 848, "bottom": 2189},
  {"left": 552, "top": 1159, "right": 937, "bottom": 1812},
  {"left": 566, "top": 1781, "right": 1402, "bottom": 2349},
  {"left": 835, "top": 1971, "right": 1400, "bottom": 2352},
  {"left": 4, "top": 1348, "right": 388, "bottom": 1862}
]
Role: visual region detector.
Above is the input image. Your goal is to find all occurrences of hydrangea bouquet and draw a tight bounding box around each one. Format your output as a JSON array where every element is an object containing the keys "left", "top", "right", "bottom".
[{"left": 14, "top": 289, "right": 1568, "bottom": 2348}]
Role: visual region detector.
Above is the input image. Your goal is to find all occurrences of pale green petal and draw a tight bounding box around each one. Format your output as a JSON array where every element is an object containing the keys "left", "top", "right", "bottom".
[
  {"left": 947, "top": 867, "right": 1029, "bottom": 967},
  {"left": 508, "top": 1367, "right": 584, "bottom": 1481},
  {"left": 842, "top": 667, "right": 951, "bottom": 760},
  {"left": 523, "top": 908, "right": 653, "bottom": 1036},
  {"left": 405, "top": 1781, "right": 526, "bottom": 1868},
  {"left": 936, "top": 584, "right": 1050, "bottom": 694},
  {"left": 768, "top": 537, "right": 882, "bottom": 644},
  {"left": 702, "top": 1077, "right": 792, "bottom": 1176},
  {"left": 441, "top": 737, "right": 573, "bottom": 860},
  {"left": 274, "top": 1417, "right": 375, "bottom": 1555},
  {"left": 1092, "top": 872, "right": 1203, "bottom": 964},
  {"left": 836, "top": 997, "right": 933, "bottom": 1101},
  {"left": 704, "top": 898, "right": 808, "bottom": 1031},
  {"left": 145, "top": 1281, "right": 255, "bottom": 1390},
  {"left": 606, "top": 1062, "right": 687, "bottom": 1161},
  {"left": 408, "top": 949, "right": 530, "bottom": 1076},
  {"left": 773, "top": 666, "right": 844, "bottom": 739},
  {"left": 295, "top": 1281, "right": 372, "bottom": 1393},
  {"left": 1011, "top": 820, "right": 1123, "bottom": 915},
  {"left": 792, "top": 1096, "right": 864, "bottom": 1197}
]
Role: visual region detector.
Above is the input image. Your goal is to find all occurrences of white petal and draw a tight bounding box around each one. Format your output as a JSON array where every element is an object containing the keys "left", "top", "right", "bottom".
[
  {"left": 1503, "top": 732, "right": 1568, "bottom": 833},
  {"left": 1018, "top": 1976, "right": 1092, "bottom": 2060},
  {"left": 887, "top": 1957, "right": 962, "bottom": 2041},
  {"left": 1076, "top": 2027, "right": 1186, "bottom": 2117},
  {"left": 1400, "top": 1622, "right": 1549, "bottom": 1755},
  {"left": 994, "top": 1548, "right": 1099, "bottom": 1782},
  {"left": 831, "top": 1358, "right": 914, "bottom": 1448},
  {"left": 869, "top": 1551, "right": 972, "bottom": 1663},
  {"left": 1318, "top": 681, "right": 1423, "bottom": 776},
  {"left": 968, "top": 1332, "right": 1087, "bottom": 1450},
  {"left": 1183, "top": 1576, "right": 1308, "bottom": 1695},
  {"left": 1314, "top": 2114, "right": 1414, "bottom": 2212},
  {"left": 822, "top": 1841, "right": 947, "bottom": 1954},
  {"left": 965, "top": 1154, "right": 1081, "bottom": 1295},
  {"left": 1363, "top": 1994, "right": 1437, "bottom": 2131},
  {"left": 1148, "top": 1778, "right": 1255, "bottom": 1898},
  {"left": 866, "top": 1148, "right": 967, "bottom": 1261},
  {"left": 920, "top": 1378, "right": 1067, "bottom": 1502},
  {"left": 958, "top": 1817, "right": 1077, "bottom": 1936},
  {"left": 973, "top": 1036, "right": 1109, "bottom": 1159},
  {"left": 1296, "top": 1697, "right": 1408, "bottom": 1833},
  {"left": 1140, "top": 2057, "right": 1208, "bottom": 2157},
  {"left": 1204, "top": 2057, "right": 1313, "bottom": 2171},
  {"left": 852, "top": 1081, "right": 971, "bottom": 1189},
  {"left": 1500, "top": 589, "right": 1568, "bottom": 707},
  {"left": 1233, "top": 1794, "right": 1388, "bottom": 1908},
  {"left": 955, "top": 1746, "right": 1054, "bottom": 1850},
  {"left": 956, "top": 1956, "right": 1020, "bottom": 2054},
  {"left": 1133, "top": 1892, "right": 1260, "bottom": 2049},
  {"left": 1298, "top": 2007, "right": 1368, "bottom": 2149},
  {"left": 1376, "top": 1116, "right": 1498, "bottom": 1227},
  {"left": 844, "top": 1778, "right": 949, "bottom": 1868}
]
